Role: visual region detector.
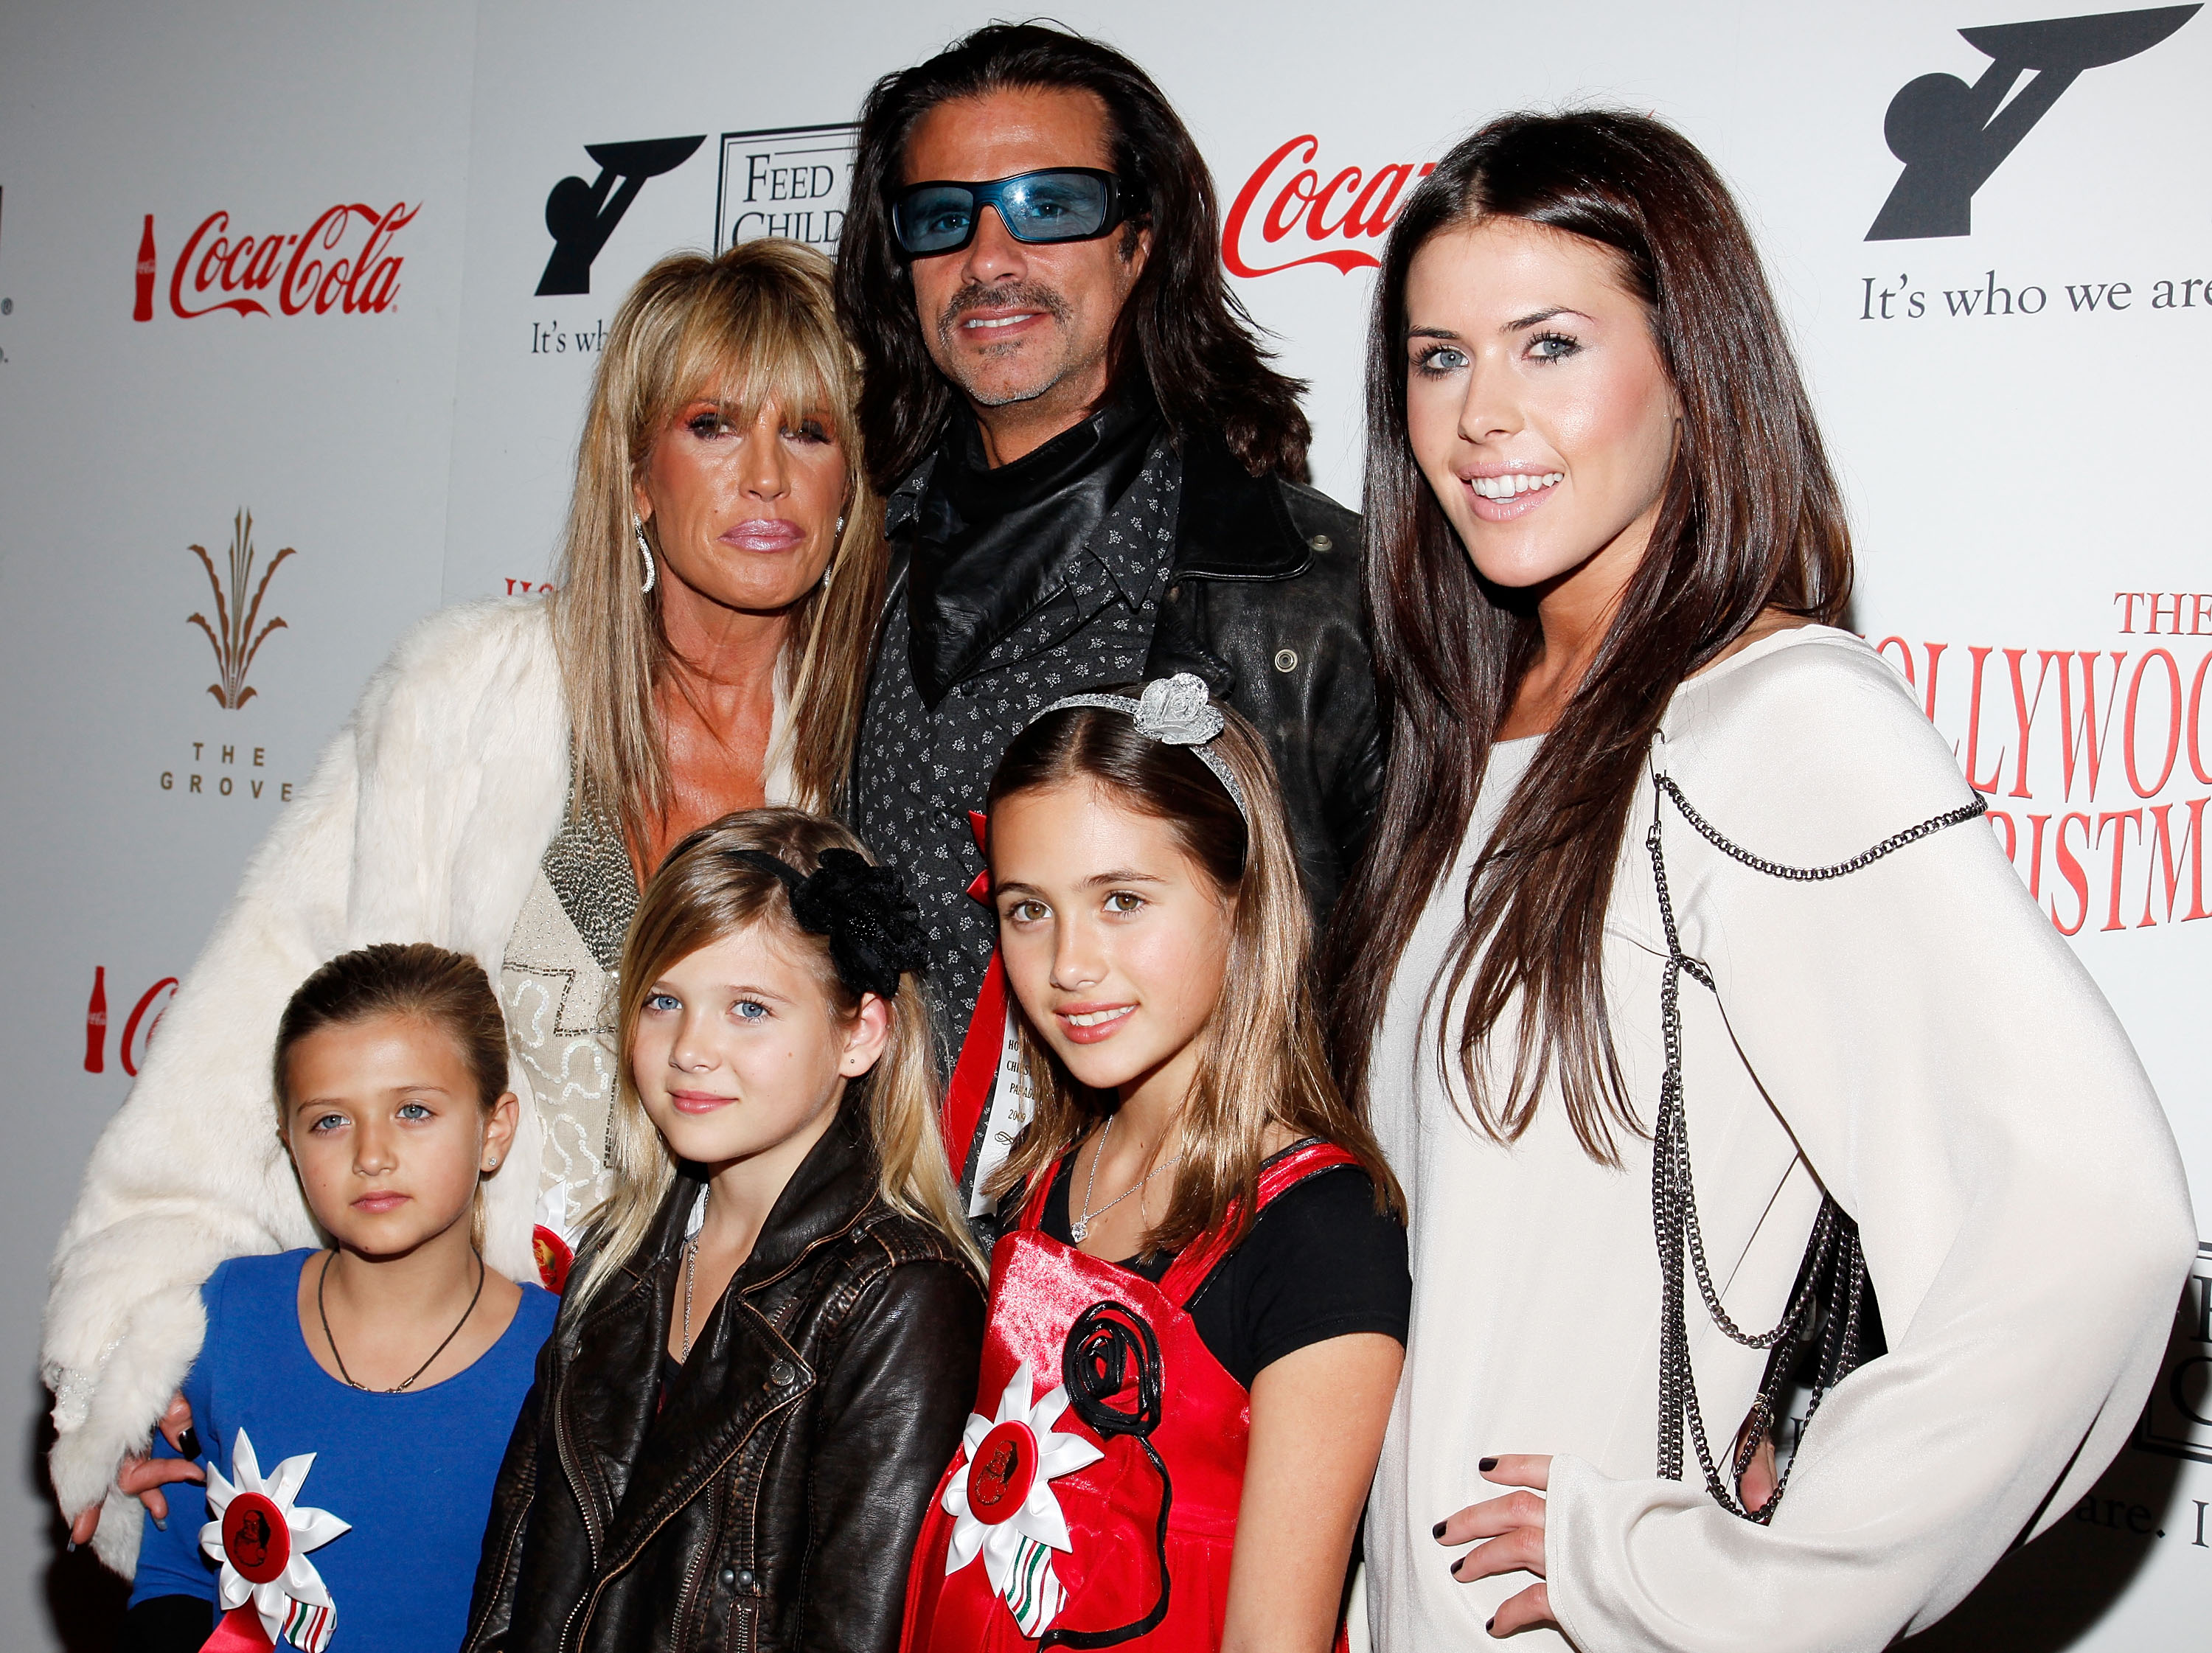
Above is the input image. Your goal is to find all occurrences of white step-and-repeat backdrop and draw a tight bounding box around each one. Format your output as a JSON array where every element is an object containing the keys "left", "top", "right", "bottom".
[{"left": 1, "top": 2, "right": 2204, "bottom": 1646}]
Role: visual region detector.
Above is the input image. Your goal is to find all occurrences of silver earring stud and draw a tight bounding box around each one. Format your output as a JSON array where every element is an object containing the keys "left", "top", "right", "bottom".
[{"left": 635, "top": 518, "right": 656, "bottom": 595}]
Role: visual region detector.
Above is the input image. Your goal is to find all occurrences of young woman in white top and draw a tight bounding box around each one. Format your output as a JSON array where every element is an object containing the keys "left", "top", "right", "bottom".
[
  {"left": 1326, "top": 109, "right": 2195, "bottom": 1652},
  {"left": 47, "top": 240, "right": 887, "bottom": 1574}
]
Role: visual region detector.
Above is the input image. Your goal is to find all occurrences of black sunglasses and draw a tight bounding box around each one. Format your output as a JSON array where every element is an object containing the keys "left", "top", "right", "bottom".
[{"left": 888, "top": 168, "right": 1133, "bottom": 257}]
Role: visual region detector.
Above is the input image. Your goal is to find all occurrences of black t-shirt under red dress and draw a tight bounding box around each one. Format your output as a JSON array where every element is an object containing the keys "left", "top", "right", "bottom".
[{"left": 1037, "top": 1142, "right": 1411, "bottom": 1388}]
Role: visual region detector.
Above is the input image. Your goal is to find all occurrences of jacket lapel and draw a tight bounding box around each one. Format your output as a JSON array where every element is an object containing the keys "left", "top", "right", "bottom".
[
  {"left": 1169, "top": 436, "right": 1310, "bottom": 582},
  {"left": 587, "top": 1108, "right": 881, "bottom": 1567}
]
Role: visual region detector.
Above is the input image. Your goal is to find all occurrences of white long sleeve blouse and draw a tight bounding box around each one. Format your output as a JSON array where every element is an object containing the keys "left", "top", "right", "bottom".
[{"left": 1364, "top": 625, "right": 2194, "bottom": 1653}]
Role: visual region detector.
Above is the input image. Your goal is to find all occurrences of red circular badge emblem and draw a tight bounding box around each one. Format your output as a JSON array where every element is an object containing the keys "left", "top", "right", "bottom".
[
  {"left": 532, "top": 1224, "right": 574, "bottom": 1294},
  {"left": 221, "top": 1491, "right": 292, "bottom": 1584},
  {"left": 967, "top": 1421, "right": 1040, "bottom": 1525}
]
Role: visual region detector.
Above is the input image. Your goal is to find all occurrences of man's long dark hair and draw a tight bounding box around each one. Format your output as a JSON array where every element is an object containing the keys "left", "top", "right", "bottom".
[
  {"left": 1325, "top": 111, "right": 1853, "bottom": 1163},
  {"left": 836, "top": 21, "right": 1310, "bottom": 493}
]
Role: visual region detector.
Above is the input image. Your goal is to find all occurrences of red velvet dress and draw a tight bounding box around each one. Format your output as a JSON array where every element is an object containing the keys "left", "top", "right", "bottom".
[{"left": 902, "top": 1140, "right": 1357, "bottom": 1652}]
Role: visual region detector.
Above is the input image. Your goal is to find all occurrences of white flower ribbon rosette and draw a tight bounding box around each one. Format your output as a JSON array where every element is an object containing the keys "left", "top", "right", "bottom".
[
  {"left": 942, "top": 1360, "right": 1105, "bottom": 1637},
  {"left": 198, "top": 1428, "right": 348, "bottom": 1653}
]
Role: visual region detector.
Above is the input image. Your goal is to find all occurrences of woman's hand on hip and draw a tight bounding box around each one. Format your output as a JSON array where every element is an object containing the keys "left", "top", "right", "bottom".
[{"left": 1436, "top": 1455, "right": 1558, "bottom": 1638}]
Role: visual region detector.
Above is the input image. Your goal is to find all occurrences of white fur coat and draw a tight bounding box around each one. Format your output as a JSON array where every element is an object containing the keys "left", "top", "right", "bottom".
[{"left": 44, "top": 599, "right": 574, "bottom": 1576}]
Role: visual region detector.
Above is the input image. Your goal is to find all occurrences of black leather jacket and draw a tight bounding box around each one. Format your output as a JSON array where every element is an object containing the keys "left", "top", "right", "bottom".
[
  {"left": 886, "top": 432, "right": 1383, "bottom": 926},
  {"left": 462, "top": 1110, "right": 986, "bottom": 1653},
  {"left": 1143, "top": 436, "right": 1382, "bottom": 922}
]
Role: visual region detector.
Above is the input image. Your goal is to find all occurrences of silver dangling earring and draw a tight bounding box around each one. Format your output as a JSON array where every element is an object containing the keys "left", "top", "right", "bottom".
[
  {"left": 821, "top": 515, "right": 846, "bottom": 591},
  {"left": 635, "top": 516, "right": 656, "bottom": 595}
]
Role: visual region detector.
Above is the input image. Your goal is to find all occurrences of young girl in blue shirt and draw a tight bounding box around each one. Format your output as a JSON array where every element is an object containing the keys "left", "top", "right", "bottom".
[{"left": 122, "top": 943, "right": 558, "bottom": 1653}]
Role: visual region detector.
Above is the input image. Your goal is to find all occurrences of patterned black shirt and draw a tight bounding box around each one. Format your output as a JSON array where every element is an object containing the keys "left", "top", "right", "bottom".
[{"left": 851, "top": 435, "right": 1181, "bottom": 1048}]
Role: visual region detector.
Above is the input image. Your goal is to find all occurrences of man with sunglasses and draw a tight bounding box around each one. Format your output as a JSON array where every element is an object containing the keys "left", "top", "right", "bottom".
[{"left": 837, "top": 24, "right": 1381, "bottom": 1206}]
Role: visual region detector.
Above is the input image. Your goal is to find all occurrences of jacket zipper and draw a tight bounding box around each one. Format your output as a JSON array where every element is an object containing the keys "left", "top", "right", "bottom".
[
  {"left": 556, "top": 1210, "right": 870, "bottom": 1649},
  {"left": 671, "top": 1476, "right": 723, "bottom": 1652},
  {"left": 562, "top": 1400, "right": 793, "bottom": 1652}
]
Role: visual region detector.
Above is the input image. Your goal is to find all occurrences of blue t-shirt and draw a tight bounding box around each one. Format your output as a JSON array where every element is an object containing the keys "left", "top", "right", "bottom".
[{"left": 130, "top": 1250, "right": 557, "bottom": 1653}]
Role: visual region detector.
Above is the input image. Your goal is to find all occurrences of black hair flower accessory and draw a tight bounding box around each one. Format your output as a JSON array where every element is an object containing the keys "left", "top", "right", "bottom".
[{"left": 734, "top": 846, "right": 927, "bottom": 999}]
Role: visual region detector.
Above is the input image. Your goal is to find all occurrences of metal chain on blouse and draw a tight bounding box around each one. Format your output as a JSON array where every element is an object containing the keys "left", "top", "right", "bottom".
[{"left": 1646, "top": 770, "right": 1987, "bottom": 1522}]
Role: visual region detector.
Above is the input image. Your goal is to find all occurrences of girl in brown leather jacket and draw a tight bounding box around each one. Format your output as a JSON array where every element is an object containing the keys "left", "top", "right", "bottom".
[{"left": 464, "top": 810, "right": 986, "bottom": 1653}]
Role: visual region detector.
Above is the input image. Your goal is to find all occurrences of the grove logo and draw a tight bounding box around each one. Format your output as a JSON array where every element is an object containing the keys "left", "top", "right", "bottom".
[
  {"left": 1223, "top": 136, "right": 1434, "bottom": 278},
  {"left": 141, "top": 203, "right": 419, "bottom": 319},
  {"left": 188, "top": 509, "right": 296, "bottom": 709},
  {"left": 1868, "top": 5, "right": 2199, "bottom": 240},
  {"left": 537, "top": 136, "right": 705, "bottom": 296}
]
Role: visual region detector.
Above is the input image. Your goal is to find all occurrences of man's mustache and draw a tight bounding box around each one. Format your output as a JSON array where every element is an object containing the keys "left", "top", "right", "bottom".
[{"left": 936, "top": 280, "right": 1074, "bottom": 344}]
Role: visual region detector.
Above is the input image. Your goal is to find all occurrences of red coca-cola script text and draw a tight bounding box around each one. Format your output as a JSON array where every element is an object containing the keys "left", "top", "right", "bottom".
[
  {"left": 167, "top": 202, "right": 420, "bottom": 319},
  {"left": 1223, "top": 136, "right": 1433, "bottom": 279}
]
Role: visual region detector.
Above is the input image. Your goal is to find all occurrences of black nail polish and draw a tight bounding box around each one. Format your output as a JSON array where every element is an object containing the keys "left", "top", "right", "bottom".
[
  {"left": 1432, "top": 1520, "right": 1447, "bottom": 1539},
  {"left": 1478, "top": 1455, "right": 1498, "bottom": 1472},
  {"left": 1486, "top": 1617, "right": 1497, "bottom": 1635},
  {"left": 1451, "top": 1557, "right": 1463, "bottom": 1576},
  {"left": 177, "top": 1426, "right": 202, "bottom": 1460}
]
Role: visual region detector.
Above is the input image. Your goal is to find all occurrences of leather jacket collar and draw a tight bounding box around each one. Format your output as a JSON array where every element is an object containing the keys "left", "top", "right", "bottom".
[
  {"left": 562, "top": 1107, "right": 880, "bottom": 1561},
  {"left": 887, "top": 418, "right": 1314, "bottom": 594},
  {"left": 1171, "top": 431, "right": 1312, "bottom": 582},
  {"left": 905, "top": 394, "right": 1161, "bottom": 706},
  {"left": 620, "top": 1098, "right": 880, "bottom": 1291}
]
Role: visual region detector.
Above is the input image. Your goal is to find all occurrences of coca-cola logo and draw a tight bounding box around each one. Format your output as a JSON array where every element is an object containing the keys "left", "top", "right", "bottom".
[
  {"left": 134, "top": 202, "right": 420, "bottom": 321},
  {"left": 1223, "top": 136, "right": 1434, "bottom": 279},
  {"left": 83, "top": 967, "right": 177, "bottom": 1078}
]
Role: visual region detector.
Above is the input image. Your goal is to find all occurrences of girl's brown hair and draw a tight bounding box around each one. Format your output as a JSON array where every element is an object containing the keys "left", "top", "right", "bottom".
[
  {"left": 567, "top": 809, "right": 981, "bottom": 1311},
  {"left": 987, "top": 691, "right": 1400, "bottom": 1254},
  {"left": 274, "top": 943, "right": 510, "bottom": 1247},
  {"left": 552, "top": 239, "right": 887, "bottom": 846},
  {"left": 1325, "top": 110, "right": 1853, "bottom": 1164},
  {"left": 273, "top": 942, "right": 508, "bottom": 1114}
]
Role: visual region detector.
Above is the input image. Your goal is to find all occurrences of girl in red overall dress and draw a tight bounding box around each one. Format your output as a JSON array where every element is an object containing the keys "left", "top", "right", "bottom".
[{"left": 903, "top": 676, "right": 1412, "bottom": 1653}]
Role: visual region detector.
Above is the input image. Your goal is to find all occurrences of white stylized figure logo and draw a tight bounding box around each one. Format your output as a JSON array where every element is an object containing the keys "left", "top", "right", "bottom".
[
  {"left": 199, "top": 1428, "right": 349, "bottom": 1652},
  {"left": 942, "top": 1360, "right": 1105, "bottom": 1636}
]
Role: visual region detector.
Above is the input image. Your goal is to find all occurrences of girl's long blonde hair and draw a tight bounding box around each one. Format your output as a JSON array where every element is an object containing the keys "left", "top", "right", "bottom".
[
  {"left": 984, "top": 692, "right": 1402, "bottom": 1255},
  {"left": 550, "top": 240, "right": 886, "bottom": 846},
  {"left": 568, "top": 810, "right": 981, "bottom": 1311}
]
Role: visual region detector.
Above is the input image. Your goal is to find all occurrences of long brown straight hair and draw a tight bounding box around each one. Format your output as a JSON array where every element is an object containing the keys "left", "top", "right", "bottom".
[
  {"left": 987, "top": 692, "right": 1399, "bottom": 1253},
  {"left": 551, "top": 241, "right": 886, "bottom": 849},
  {"left": 1325, "top": 111, "right": 1852, "bottom": 1163},
  {"left": 838, "top": 22, "right": 1311, "bottom": 492}
]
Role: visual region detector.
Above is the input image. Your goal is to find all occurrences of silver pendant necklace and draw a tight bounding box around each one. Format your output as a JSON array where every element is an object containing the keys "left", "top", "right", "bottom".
[
  {"left": 1070, "top": 1113, "right": 1183, "bottom": 1245},
  {"left": 679, "top": 1233, "right": 700, "bottom": 1361}
]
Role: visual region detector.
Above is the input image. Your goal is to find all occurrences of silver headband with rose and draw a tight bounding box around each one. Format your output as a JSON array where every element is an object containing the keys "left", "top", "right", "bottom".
[{"left": 1026, "top": 673, "right": 1250, "bottom": 821}]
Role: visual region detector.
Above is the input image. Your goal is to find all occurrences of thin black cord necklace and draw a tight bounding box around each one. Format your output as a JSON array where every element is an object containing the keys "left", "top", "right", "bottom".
[{"left": 316, "top": 1248, "right": 487, "bottom": 1393}]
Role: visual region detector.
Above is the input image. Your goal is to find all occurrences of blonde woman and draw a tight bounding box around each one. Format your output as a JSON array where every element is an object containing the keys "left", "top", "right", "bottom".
[
  {"left": 46, "top": 240, "right": 887, "bottom": 1573},
  {"left": 464, "top": 809, "right": 984, "bottom": 1653}
]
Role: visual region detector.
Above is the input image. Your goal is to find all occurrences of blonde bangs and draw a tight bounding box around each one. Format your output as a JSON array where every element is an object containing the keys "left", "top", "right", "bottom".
[
  {"left": 660, "top": 274, "right": 851, "bottom": 448},
  {"left": 550, "top": 240, "right": 887, "bottom": 852}
]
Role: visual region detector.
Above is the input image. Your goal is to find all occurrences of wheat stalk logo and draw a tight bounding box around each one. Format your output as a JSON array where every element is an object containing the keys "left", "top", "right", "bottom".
[{"left": 187, "top": 509, "right": 296, "bottom": 709}]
